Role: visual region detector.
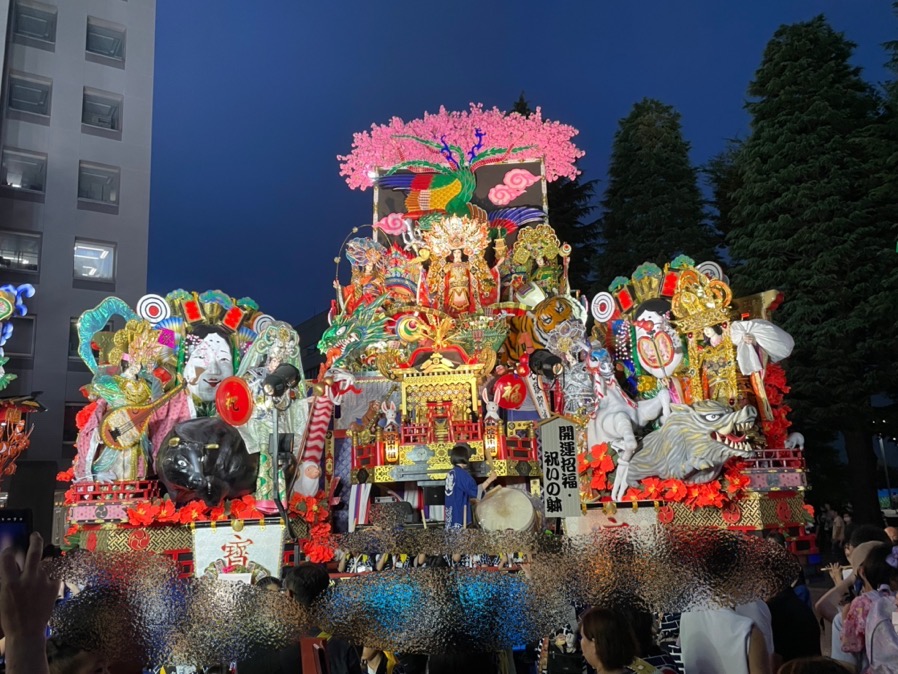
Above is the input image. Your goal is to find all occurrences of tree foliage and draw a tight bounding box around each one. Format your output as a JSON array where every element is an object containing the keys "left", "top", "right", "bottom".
[
  {"left": 512, "top": 93, "right": 599, "bottom": 293},
  {"left": 703, "top": 139, "right": 743, "bottom": 244},
  {"left": 592, "top": 98, "right": 717, "bottom": 291},
  {"left": 729, "top": 16, "right": 893, "bottom": 522}
]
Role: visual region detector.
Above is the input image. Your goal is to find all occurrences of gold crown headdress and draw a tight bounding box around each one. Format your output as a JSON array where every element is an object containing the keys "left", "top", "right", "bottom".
[{"left": 671, "top": 269, "right": 732, "bottom": 333}]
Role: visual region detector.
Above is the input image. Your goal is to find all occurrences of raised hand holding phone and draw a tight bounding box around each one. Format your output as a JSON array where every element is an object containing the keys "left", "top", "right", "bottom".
[{"left": 0, "top": 531, "right": 58, "bottom": 674}]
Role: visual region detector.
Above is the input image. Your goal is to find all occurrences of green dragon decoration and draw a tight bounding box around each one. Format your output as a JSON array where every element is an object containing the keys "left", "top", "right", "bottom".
[{"left": 318, "top": 296, "right": 392, "bottom": 370}]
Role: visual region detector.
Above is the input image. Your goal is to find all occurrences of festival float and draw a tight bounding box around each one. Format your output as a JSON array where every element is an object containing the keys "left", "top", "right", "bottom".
[
  {"left": 327, "top": 103, "right": 815, "bottom": 562},
  {"left": 58, "top": 104, "right": 816, "bottom": 577},
  {"left": 0, "top": 283, "right": 43, "bottom": 500},
  {"left": 59, "top": 291, "right": 333, "bottom": 579}
]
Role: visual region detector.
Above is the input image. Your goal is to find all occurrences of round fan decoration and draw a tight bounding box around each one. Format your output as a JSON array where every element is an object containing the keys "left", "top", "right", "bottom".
[
  {"left": 136, "top": 294, "right": 171, "bottom": 324},
  {"left": 590, "top": 292, "right": 616, "bottom": 323}
]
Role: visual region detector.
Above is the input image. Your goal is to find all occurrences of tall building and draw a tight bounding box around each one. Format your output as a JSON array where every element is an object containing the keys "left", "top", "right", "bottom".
[{"left": 0, "top": 0, "right": 156, "bottom": 496}]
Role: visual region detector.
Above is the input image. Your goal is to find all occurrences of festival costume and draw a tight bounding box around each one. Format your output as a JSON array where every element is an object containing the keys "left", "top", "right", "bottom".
[
  {"left": 842, "top": 587, "right": 898, "bottom": 673},
  {"left": 444, "top": 464, "right": 478, "bottom": 529}
]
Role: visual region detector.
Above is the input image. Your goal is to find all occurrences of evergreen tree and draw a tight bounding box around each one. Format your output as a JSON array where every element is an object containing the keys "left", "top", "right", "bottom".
[
  {"left": 512, "top": 93, "right": 599, "bottom": 292},
  {"left": 884, "top": 2, "right": 898, "bottom": 106},
  {"left": 729, "top": 16, "right": 889, "bottom": 523},
  {"left": 592, "top": 98, "right": 717, "bottom": 291},
  {"left": 703, "top": 139, "right": 743, "bottom": 244}
]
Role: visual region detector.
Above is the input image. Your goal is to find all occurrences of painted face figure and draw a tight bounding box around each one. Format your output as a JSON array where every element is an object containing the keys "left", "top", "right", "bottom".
[
  {"left": 293, "top": 460, "right": 322, "bottom": 497},
  {"left": 184, "top": 328, "right": 233, "bottom": 402},
  {"left": 633, "top": 300, "right": 684, "bottom": 379}
]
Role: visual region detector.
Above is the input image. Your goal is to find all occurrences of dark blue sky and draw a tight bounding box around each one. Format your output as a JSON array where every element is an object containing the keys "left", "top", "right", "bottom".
[{"left": 148, "top": 1, "right": 895, "bottom": 325}]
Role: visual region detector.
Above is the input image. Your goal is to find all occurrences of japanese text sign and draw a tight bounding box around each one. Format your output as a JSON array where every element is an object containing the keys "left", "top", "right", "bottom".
[
  {"left": 538, "top": 417, "right": 581, "bottom": 518},
  {"left": 192, "top": 522, "right": 285, "bottom": 578}
]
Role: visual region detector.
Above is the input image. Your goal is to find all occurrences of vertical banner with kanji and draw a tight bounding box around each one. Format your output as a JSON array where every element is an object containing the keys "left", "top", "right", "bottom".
[
  {"left": 192, "top": 522, "right": 285, "bottom": 578},
  {"left": 538, "top": 416, "right": 582, "bottom": 518}
]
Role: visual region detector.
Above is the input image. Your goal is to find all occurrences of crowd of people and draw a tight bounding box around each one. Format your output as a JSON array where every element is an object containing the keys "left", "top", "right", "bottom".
[{"left": 7, "top": 518, "right": 898, "bottom": 674}]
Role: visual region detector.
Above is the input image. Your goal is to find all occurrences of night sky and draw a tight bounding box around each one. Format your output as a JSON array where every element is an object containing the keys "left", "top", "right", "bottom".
[{"left": 148, "top": 1, "right": 895, "bottom": 325}]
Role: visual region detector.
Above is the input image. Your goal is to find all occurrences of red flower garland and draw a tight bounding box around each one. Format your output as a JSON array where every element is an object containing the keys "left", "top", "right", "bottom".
[
  {"left": 580, "top": 442, "right": 749, "bottom": 510},
  {"left": 61, "top": 482, "right": 336, "bottom": 562}
]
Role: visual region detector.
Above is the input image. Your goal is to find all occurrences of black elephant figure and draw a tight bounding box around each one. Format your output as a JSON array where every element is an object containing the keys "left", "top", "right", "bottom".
[{"left": 156, "top": 417, "right": 297, "bottom": 507}]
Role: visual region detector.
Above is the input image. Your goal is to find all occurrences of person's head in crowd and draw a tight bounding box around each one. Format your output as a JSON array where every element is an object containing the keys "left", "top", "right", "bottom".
[
  {"left": 427, "top": 652, "right": 499, "bottom": 674},
  {"left": 856, "top": 543, "right": 898, "bottom": 593},
  {"left": 846, "top": 523, "right": 891, "bottom": 558},
  {"left": 764, "top": 531, "right": 787, "bottom": 548},
  {"left": 617, "top": 603, "right": 658, "bottom": 657},
  {"left": 885, "top": 526, "right": 898, "bottom": 545},
  {"left": 282, "top": 563, "right": 330, "bottom": 607},
  {"left": 255, "top": 575, "right": 281, "bottom": 592},
  {"left": 46, "top": 638, "right": 109, "bottom": 674},
  {"left": 777, "top": 656, "right": 852, "bottom": 673},
  {"left": 579, "top": 607, "right": 638, "bottom": 674},
  {"left": 843, "top": 512, "right": 853, "bottom": 527}
]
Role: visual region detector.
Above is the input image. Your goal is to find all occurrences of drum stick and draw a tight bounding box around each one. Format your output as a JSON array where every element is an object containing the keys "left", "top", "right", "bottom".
[{"left": 421, "top": 509, "right": 428, "bottom": 529}]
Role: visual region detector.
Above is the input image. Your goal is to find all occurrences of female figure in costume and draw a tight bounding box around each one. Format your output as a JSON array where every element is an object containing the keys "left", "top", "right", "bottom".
[
  {"left": 445, "top": 248, "right": 476, "bottom": 315},
  {"left": 335, "top": 237, "right": 386, "bottom": 314}
]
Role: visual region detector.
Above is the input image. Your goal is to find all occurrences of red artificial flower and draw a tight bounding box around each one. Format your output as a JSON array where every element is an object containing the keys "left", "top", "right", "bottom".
[
  {"left": 578, "top": 452, "right": 592, "bottom": 474},
  {"left": 803, "top": 503, "right": 815, "bottom": 518},
  {"left": 208, "top": 504, "right": 227, "bottom": 522},
  {"left": 126, "top": 502, "right": 160, "bottom": 527},
  {"left": 590, "top": 472, "right": 608, "bottom": 492},
  {"left": 683, "top": 484, "right": 703, "bottom": 509},
  {"left": 75, "top": 401, "right": 99, "bottom": 431},
  {"left": 230, "top": 495, "right": 263, "bottom": 521},
  {"left": 623, "top": 487, "right": 643, "bottom": 505},
  {"left": 288, "top": 492, "right": 304, "bottom": 513},
  {"left": 65, "top": 524, "right": 80, "bottom": 538},
  {"left": 156, "top": 499, "right": 179, "bottom": 523},
  {"left": 56, "top": 467, "right": 75, "bottom": 483},
  {"left": 639, "top": 477, "right": 664, "bottom": 500},
  {"left": 695, "top": 482, "right": 725, "bottom": 509},
  {"left": 302, "top": 540, "right": 334, "bottom": 563},
  {"left": 178, "top": 500, "right": 209, "bottom": 525},
  {"left": 64, "top": 488, "right": 78, "bottom": 505},
  {"left": 725, "top": 472, "right": 750, "bottom": 495},
  {"left": 662, "top": 480, "right": 687, "bottom": 502}
]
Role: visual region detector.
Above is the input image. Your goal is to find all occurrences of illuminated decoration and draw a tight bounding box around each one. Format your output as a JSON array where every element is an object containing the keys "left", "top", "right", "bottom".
[
  {"left": 0, "top": 284, "right": 35, "bottom": 391},
  {"left": 54, "top": 105, "right": 814, "bottom": 583},
  {"left": 494, "top": 373, "right": 526, "bottom": 410},
  {"left": 0, "top": 395, "right": 45, "bottom": 492}
]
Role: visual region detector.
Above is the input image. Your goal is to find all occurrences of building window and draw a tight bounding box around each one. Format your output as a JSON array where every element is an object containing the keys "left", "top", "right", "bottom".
[
  {"left": 0, "top": 230, "right": 40, "bottom": 273},
  {"left": 73, "top": 240, "right": 115, "bottom": 281},
  {"left": 82, "top": 88, "right": 122, "bottom": 131},
  {"left": 12, "top": 1, "right": 57, "bottom": 44},
  {"left": 4, "top": 315, "right": 35, "bottom": 357},
  {"left": 1, "top": 148, "right": 47, "bottom": 193},
  {"left": 69, "top": 316, "right": 114, "bottom": 359},
  {"left": 78, "top": 161, "right": 119, "bottom": 204},
  {"left": 7, "top": 73, "right": 52, "bottom": 117},
  {"left": 86, "top": 17, "right": 125, "bottom": 61},
  {"left": 63, "top": 403, "right": 85, "bottom": 444}
]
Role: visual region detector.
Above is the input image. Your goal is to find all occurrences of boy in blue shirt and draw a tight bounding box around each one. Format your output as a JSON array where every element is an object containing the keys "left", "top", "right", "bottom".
[{"left": 444, "top": 443, "right": 497, "bottom": 529}]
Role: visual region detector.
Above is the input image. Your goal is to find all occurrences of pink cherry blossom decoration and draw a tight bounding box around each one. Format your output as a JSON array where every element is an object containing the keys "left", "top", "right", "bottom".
[{"left": 338, "top": 103, "right": 584, "bottom": 190}]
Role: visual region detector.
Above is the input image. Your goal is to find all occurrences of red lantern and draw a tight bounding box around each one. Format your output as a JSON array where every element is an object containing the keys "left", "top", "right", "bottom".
[{"left": 494, "top": 373, "right": 527, "bottom": 410}]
